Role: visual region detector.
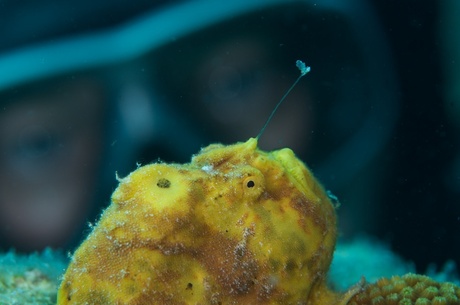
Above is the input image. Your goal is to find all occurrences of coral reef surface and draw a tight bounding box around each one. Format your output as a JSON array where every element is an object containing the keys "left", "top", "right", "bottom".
[{"left": 0, "top": 248, "right": 66, "bottom": 305}]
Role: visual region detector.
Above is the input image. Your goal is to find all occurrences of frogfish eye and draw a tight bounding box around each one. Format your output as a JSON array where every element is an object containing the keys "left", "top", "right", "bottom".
[{"left": 246, "top": 180, "right": 255, "bottom": 188}]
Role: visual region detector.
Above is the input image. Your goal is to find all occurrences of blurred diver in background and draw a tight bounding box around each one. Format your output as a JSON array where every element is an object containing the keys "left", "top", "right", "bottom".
[{"left": 0, "top": 0, "right": 399, "bottom": 259}]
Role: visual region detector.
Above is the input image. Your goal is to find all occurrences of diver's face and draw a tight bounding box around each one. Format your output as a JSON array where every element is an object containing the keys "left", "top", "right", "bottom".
[{"left": 0, "top": 79, "right": 105, "bottom": 251}]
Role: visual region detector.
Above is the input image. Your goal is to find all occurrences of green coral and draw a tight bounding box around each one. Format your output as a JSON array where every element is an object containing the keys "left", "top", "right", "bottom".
[{"left": 0, "top": 248, "right": 67, "bottom": 305}]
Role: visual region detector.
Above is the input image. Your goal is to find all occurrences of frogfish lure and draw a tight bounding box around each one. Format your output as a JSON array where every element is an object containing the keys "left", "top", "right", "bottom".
[
  {"left": 256, "top": 60, "right": 310, "bottom": 140},
  {"left": 57, "top": 61, "right": 460, "bottom": 304}
]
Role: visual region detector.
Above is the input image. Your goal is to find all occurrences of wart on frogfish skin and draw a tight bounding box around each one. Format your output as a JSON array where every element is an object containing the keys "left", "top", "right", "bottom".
[{"left": 57, "top": 62, "right": 460, "bottom": 305}]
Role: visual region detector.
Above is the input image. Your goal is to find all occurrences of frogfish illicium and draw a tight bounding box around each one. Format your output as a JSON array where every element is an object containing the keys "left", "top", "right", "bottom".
[{"left": 57, "top": 62, "right": 460, "bottom": 304}]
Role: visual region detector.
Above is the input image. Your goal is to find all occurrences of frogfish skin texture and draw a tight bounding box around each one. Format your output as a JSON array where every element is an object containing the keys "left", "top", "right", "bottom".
[{"left": 57, "top": 138, "right": 460, "bottom": 305}]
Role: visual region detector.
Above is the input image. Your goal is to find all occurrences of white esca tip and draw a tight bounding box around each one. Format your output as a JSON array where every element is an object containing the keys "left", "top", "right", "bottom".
[{"left": 296, "top": 60, "right": 311, "bottom": 76}]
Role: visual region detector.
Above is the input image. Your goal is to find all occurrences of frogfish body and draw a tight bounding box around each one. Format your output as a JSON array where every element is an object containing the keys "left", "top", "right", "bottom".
[{"left": 57, "top": 138, "right": 460, "bottom": 304}]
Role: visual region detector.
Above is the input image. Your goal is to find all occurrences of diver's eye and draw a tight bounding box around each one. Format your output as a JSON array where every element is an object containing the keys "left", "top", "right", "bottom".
[{"left": 246, "top": 180, "right": 255, "bottom": 188}]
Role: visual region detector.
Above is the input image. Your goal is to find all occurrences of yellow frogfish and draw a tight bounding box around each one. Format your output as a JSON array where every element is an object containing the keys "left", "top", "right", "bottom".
[{"left": 57, "top": 137, "right": 460, "bottom": 304}]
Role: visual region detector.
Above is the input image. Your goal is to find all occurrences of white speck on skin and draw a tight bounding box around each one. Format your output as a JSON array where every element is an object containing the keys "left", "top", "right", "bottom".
[{"left": 201, "top": 165, "right": 214, "bottom": 173}]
